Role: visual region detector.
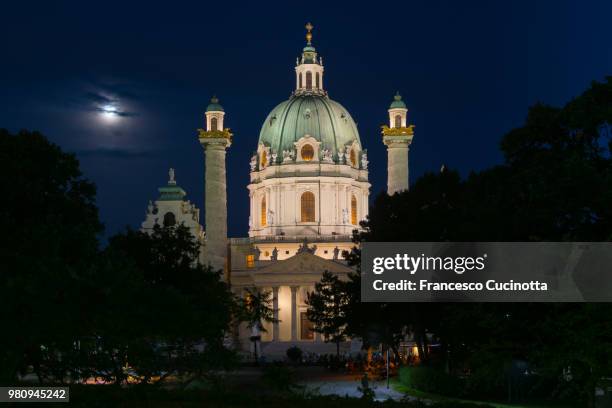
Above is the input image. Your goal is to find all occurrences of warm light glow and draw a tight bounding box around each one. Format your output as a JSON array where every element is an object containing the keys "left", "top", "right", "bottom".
[
  {"left": 246, "top": 255, "right": 255, "bottom": 268},
  {"left": 351, "top": 195, "right": 357, "bottom": 225},
  {"left": 301, "top": 144, "right": 314, "bottom": 161},
  {"left": 261, "top": 151, "right": 268, "bottom": 167},
  {"left": 261, "top": 197, "right": 267, "bottom": 226},
  {"left": 301, "top": 191, "right": 315, "bottom": 222}
]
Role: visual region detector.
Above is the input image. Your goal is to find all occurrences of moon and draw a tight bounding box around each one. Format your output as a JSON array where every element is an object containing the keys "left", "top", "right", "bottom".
[{"left": 99, "top": 104, "right": 120, "bottom": 123}]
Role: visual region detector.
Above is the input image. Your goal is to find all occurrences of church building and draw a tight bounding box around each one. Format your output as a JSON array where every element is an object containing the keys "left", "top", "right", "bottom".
[{"left": 142, "top": 24, "right": 415, "bottom": 357}]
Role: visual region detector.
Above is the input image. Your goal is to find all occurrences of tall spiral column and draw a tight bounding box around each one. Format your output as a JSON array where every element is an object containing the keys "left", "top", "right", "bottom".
[{"left": 199, "top": 96, "right": 232, "bottom": 271}]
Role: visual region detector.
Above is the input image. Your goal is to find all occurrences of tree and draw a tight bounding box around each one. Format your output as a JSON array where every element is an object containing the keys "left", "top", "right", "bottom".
[
  {"left": 306, "top": 271, "right": 349, "bottom": 357},
  {"left": 86, "top": 224, "right": 238, "bottom": 384},
  {"left": 342, "top": 78, "right": 612, "bottom": 405},
  {"left": 241, "top": 288, "right": 278, "bottom": 364},
  {"left": 0, "top": 129, "right": 102, "bottom": 384}
]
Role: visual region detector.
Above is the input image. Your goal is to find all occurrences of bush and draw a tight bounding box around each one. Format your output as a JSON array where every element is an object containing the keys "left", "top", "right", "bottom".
[
  {"left": 286, "top": 346, "right": 303, "bottom": 363},
  {"left": 262, "top": 365, "right": 298, "bottom": 393},
  {"left": 399, "top": 366, "right": 463, "bottom": 398}
]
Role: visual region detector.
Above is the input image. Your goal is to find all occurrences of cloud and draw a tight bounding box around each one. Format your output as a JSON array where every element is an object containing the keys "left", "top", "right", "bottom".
[
  {"left": 93, "top": 105, "right": 139, "bottom": 117},
  {"left": 80, "top": 90, "right": 139, "bottom": 118},
  {"left": 82, "top": 91, "right": 115, "bottom": 105}
]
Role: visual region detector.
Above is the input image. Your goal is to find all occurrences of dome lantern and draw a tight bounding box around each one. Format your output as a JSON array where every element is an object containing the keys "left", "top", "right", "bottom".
[
  {"left": 295, "top": 22, "right": 325, "bottom": 96},
  {"left": 388, "top": 92, "right": 408, "bottom": 128},
  {"left": 204, "top": 95, "right": 226, "bottom": 132}
]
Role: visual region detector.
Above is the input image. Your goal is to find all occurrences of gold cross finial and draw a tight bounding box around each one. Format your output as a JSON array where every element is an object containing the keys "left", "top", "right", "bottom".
[{"left": 305, "top": 22, "right": 313, "bottom": 45}]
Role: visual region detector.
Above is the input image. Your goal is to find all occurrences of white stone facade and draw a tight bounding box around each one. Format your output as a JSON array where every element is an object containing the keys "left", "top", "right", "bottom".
[
  {"left": 248, "top": 159, "right": 370, "bottom": 238},
  {"left": 141, "top": 170, "right": 205, "bottom": 262}
]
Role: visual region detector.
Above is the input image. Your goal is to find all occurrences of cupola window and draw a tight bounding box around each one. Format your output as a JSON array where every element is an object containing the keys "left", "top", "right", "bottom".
[
  {"left": 301, "top": 191, "right": 315, "bottom": 222},
  {"left": 351, "top": 195, "right": 358, "bottom": 225},
  {"left": 261, "top": 197, "right": 267, "bottom": 226},
  {"left": 211, "top": 117, "right": 218, "bottom": 131},
  {"left": 306, "top": 71, "right": 312, "bottom": 89},
  {"left": 301, "top": 144, "right": 314, "bottom": 161},
  {"left": 299, "top": 73, "right": 303, "bottom": 89},
  {"left": 261, "top": 151, "right": 268, "bottom": 168},
  {"left": 394, "top": 115, "right": 402, "bottom": 129},
  {"left": 316, "top": 72, "right": 320, "bottom": 89}
]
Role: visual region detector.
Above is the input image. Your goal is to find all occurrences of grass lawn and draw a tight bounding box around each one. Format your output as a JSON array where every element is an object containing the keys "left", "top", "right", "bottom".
[{"left": 391, "top": 380, "right": 570, "bottom": 408}]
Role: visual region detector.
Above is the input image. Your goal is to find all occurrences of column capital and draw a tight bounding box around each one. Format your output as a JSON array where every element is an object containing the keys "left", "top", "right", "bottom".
[
  {"left": 381, "top": 124, "right": 414, "bottom": 137},
  {"left": 198, "top": 135, "right": 232, "bottom": 149},
  {"left": 383, "top": 134, "right": 413, "bottom": 147}
]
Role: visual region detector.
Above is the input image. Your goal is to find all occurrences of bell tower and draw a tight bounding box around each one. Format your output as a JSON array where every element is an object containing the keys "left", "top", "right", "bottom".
[
  {"left": 382, "top": 92, "right": 414, "bottom": 195},
  {"left": 198, "top": 96, "right": 232, "bottom": 271}
]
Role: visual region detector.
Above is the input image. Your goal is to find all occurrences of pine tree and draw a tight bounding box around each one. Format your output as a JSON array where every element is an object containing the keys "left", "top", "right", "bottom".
[{"left": 306, "top": 271, "right": 349, "bottom": 357}]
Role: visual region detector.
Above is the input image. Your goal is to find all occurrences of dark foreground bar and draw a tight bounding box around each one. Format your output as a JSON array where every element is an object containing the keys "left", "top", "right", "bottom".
[{"left": 0, "top": 387, "right": 69, "bottom": 403}]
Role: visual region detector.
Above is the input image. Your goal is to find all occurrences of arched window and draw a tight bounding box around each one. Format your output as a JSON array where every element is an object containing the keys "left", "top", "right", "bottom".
[
  {"left": 306, "top": 71, "right": 312, "bottom": 89},
  {"left": 301, "top": 144, "right": 314, "bottom": 161},
  {"left": 351, "top": 195, "right": 358, "bottom": 225},
  {"left": 301, "top": 191, "right": 315, "bottom": 222},
  {"left": 349, "top": 149, "right": 357, "bottom": 167},
  {"left": 299, "top": 73, "right": 303, "bottom": 89},
  {"left": 316, "top": 72, "right": 320, "bottom": 89},
  {"left": 394, "top": 115, "right": 402, "bottom": 129},
  {"left": 163, "top": 212, "right": 176, "bottom": 227},
  {"left": 260, "top": 151, "right": 267, "bottom": 168},
  {"left": 261, "top": 197, "right": 267, "bottom": 226},
  {"left": 211, "top": 117, "right": 218, "bottom": 131}
]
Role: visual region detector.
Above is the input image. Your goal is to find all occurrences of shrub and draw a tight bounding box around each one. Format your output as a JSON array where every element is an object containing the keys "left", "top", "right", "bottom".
[
  {"left": 262, "top": 365, "right": 298, "bottom": 393},
  {"left": 399, "top": 366, "right": 463, "bottom": 398},
  {"left": 286, "top": 346, "right": 303, "bottom": 363}
]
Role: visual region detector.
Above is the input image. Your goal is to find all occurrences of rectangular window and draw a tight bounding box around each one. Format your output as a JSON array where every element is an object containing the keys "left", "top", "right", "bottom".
[
  {"left": 301, "top": 191, "right": 315, "bottom": 222},
  {"left": 246, "top": 254, "right": 255, "bottom": 268},
  {"left": 300, "top": 311, "right": 314, "bottom": 340}
]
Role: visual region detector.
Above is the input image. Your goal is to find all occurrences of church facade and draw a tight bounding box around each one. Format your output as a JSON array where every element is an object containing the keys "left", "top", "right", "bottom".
[{"left": 142, "top": 24, "right": 415, "bottom": 357}]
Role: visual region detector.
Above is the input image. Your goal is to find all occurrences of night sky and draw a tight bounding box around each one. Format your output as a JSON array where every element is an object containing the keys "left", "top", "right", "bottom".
[{"left": 2, "top": 1, "right": 611, "bottom": 239}]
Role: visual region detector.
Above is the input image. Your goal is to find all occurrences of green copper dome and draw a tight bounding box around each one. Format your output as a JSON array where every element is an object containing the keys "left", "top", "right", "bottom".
[
  {"left": 206, "top": 96, "right": 224, "bottom": 112},
  {"left": 258, "top": 94, "right": 361, "bottom": 155},
  {"left": 389, "top": 92, "right": 407, "bottom": 109}
]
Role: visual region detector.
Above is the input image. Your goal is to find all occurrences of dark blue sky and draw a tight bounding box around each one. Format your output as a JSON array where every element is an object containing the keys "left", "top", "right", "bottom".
[{"left": 2, "top": 1, "right": 611, "bottom": 238}]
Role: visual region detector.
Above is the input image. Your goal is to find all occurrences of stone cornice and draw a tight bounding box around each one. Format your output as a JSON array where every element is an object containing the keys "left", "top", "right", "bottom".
[
  {"left": 383, "top": 134, "right": 413, "bottom": 147},
  {"left": 250, "top": 161, "right": 368, "bottom": 182},
  {"left": 198, "top": 134, "right": 232, "bottom": 149},
  {"left": 197, "top": 128, "right": 233, "bottom": 143}
]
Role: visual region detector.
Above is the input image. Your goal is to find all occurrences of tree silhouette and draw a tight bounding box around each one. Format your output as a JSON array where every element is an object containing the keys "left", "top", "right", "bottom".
[
  {"left": 241, "top": 288, "right": 278, "bottom": 364},
  {"left": 307, "top": 271, "right": 349, "bottom": 357}
]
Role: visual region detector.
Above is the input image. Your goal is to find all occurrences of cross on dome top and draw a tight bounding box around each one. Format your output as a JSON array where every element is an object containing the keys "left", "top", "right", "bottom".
[{"left": 305, "top": 22, "right": 313, "bottom": 45}]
